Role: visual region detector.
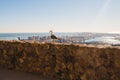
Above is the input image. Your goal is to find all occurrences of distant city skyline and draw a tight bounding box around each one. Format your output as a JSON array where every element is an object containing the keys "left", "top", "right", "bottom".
[{"left": 0, "top": 0, "right": 120, "bottom": 33}]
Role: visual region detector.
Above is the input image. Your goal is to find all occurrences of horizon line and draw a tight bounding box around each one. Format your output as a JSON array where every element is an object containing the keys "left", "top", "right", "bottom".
[{"left": 0, "top": 32, "right": 119, "bottom": 34}]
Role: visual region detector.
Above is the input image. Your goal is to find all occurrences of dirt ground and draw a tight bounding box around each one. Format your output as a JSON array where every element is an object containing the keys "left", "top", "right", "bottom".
[{"left": 0, "top": 68, "right": 53, "bottom": 80}]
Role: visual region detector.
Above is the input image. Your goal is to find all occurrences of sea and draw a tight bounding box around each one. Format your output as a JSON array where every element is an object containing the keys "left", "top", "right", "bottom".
[
  {"left": 85, "top": 37, "right": 120, "bottom": 45},
  {"left": 0, "top": 33, "right": 76, "bottom": 40},
  {"left": 0, "top": 33, "right": 120, "bottom": 45}
]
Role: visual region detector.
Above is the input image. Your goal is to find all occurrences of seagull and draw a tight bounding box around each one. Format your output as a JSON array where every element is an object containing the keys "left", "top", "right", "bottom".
[{"left": 49, "top": 30, "right": 58, "bottom": 42}]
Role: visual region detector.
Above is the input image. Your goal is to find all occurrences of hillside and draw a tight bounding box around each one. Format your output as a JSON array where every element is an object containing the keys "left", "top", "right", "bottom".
[{"left": 0, "top": 41, "right": 120, "bottom": 80}]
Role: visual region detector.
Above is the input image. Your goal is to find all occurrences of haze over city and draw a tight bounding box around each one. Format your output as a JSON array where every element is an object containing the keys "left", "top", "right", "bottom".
[{"left": 0, "top": 0, "right": 120, "bottom": 33}]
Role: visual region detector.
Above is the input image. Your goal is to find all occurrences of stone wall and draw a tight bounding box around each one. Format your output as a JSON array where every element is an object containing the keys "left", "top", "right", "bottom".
[{"left": 0, "top": 41, "right": 120, "bottom": 80}]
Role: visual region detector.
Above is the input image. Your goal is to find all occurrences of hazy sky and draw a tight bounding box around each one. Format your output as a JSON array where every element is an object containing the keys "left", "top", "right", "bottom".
[{"left": 0, "top": 0, "right": 120, "bottom": 33}]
